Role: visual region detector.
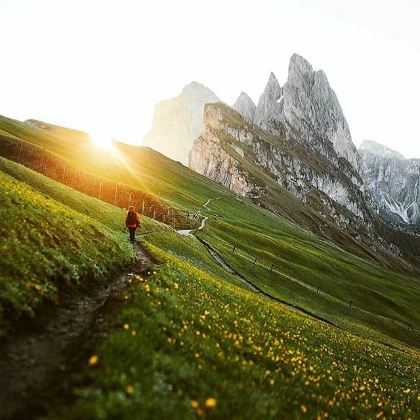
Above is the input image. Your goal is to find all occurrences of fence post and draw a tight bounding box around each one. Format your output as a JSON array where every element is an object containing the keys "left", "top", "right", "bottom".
[
  {"left": 98, "top": 181, "right": 102, "bottom": 199},
  {"left": 113, "top": 184, "right": 118, "bottom": 205},
  {"left": 232, "top": 245, "right": 236, "bottom": 253},
  {"left": 40, "top": 151, "right": 45, "bottom": 171},
  {"left": 316, "top": 286, "right": 319, "bottom": 293},
  {"left": 153, "top": 210, "right": 156, "bottom": 219},
  {"left": 142, "top": 200, "right": 145, "bottom": 214},
  {"left": 253, "top": 257, "right": 257, "bottom": 265},
  {"left": 349, "top": 300, "right": 352, "bottom": 308},
  {"left": 270, "top": 264, "right": 274, "bottom": 273}
]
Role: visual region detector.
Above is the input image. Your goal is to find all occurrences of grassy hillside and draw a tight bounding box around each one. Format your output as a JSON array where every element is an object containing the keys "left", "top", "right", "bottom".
[
  {"left": 0, "top": 118, "right": 419, "bottom": 350},
  {"left": 0, "top": 157, "right": 134, "bottom": 335},
  {"left": 62, "top": 228, "right": 419, "bottom": 419},
  {"left": 0, "top": 120, "right": 419, "bottom": 418}
]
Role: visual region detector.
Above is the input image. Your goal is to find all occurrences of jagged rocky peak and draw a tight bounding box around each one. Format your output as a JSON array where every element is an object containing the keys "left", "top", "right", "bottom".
[
  {"left": 359, "top": 140, "right": 405, "bottom": 160},
  {"left": 233, "top": 92, "right": 256, "bottom": 123},
  {"left": 143, "top": 81, "right": 219, "bottom": 165},
  {"left": 254, "top": 72, "right": 283, "bottom": 131},
  {"left": 282, "top": 53, "right": 360, "bottom": 171}
]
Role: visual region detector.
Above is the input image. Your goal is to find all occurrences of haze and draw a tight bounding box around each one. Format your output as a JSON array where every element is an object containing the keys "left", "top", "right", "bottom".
[{"left": 1, "top": 0, "right": 419, "bottom": 158}]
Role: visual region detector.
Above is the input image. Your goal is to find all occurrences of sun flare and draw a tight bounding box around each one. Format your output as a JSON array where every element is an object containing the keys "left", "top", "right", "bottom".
[{"left": 89, "top": 131, "right": 115, "bottom": 151}]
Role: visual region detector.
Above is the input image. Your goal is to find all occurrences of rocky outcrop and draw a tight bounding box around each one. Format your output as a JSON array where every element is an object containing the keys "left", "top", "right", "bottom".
[
  {"left": 191, "top": 103, "right": 366, "bottom": 220},
  {"left": 360, "top": 140, "right": 420, "bottom": 225},
  {"left": 252, "top": 55, "right": 360, "bottom": 172},
  {"left": 144, "top": 82, "right": 219, "bottom": 165},
  {"left": 254, "top": 73, "right": 283, "bottom": 133},
  {"left": 189, "top": 102, "right": 420, "bottom": 270},
  {"left": 284, "top": 55, "right": 360, "bottom": 171},
  {"left": 233, "top": 92, "right": 256, "bottom": 123}
]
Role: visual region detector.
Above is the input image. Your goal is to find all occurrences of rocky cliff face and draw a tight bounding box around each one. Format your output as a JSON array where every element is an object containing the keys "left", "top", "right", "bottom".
[
  {"left": 145, "top": 53, "right": 420, "bottom": 269},
  {"left": 252, "top": 55, "right": 360, "bottom": 171},
  {"left": 191, "top": 102, "right": 366, "bottom": 221},
  {"left": 281, "top": 55, "right": 360, "bottom": 171},
  {"left": 360, "top": 140, "right": 420, "bottom": 225},
  {"left": 191, "top": 54, "right": 364, "bottom": 219},
  {"left": 190, "top": 102, "right": 420, "bottom": 270},
  {"left": 254, "top": 72, "right": 283, "bottom": 133},
  {"left": 144, "top": 82, "right": 219, "bottom": 165}
]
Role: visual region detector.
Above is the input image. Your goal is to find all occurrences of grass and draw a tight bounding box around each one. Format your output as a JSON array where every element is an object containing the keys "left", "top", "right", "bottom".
[
  {"left": 61, "top": 230, "right": 420, "bottom": 419},
  {"left": 0, "top": 117, "right": 419, "bottom": 349},
  {"left": 197, "top": 213, "right": 420, "bottom": 349},
  {"left": 0, "top": 157, "right": 135, "bottom": 335},
  {"left": 0, "top": 118, "right": 419, "bottom": 417}
]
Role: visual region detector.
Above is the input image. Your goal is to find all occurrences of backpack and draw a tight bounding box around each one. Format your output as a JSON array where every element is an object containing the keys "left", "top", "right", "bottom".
[{"left": 126, "top": 211, "right": 138, "bottom": 227}]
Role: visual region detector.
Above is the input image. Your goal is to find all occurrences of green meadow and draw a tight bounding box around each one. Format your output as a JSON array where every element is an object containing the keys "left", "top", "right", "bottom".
[{"left": 0, "top": 119, "right": 419, "bottom": 418}]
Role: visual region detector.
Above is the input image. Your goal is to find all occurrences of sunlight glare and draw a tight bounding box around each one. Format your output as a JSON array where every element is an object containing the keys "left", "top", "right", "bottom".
[{"left": 89, "top": 131, "right": 115, "bottom": 152}]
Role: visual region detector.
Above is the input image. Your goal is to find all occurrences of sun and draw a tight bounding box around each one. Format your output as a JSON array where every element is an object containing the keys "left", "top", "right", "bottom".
[{"left": 89, "top": 131, "right": 115, "bottom": 151}]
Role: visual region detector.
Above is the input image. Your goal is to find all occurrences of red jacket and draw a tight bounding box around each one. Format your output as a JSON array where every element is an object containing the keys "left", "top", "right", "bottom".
[{"left": 125, "top": 210, "right": 140, "bottom": 228}]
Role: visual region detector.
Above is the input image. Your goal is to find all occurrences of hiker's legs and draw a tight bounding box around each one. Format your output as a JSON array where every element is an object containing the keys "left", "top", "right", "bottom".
[{"left": 129, "top": 227, "right": 136, "bottom": 243}]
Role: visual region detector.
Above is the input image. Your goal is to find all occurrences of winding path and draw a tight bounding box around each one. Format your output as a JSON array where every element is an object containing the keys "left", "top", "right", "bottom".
[{"left": 177, "top": 198, "right": 339, "bottom": 329}]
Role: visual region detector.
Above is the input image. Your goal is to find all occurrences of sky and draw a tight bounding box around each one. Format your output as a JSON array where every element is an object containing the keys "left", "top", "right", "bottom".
[{"left": 0, "top": 0, "right": 419, "bottom": 158}]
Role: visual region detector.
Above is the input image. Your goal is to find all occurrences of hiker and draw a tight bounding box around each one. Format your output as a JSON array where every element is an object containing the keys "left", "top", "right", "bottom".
[{"left": 125, "top": 206, "right": 141, "bottom": 244}]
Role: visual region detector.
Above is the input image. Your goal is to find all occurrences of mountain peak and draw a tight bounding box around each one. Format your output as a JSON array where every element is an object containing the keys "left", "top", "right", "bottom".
[
  {"left": 289, "top": 54, "right": 313, "bottom": 77},
  {"left": 254, "top": 72, "right": 283, "bottom": 131},
  {"left": 144, "top": 82, "right": 218, "bottom": 165},
  {"left": 359, "top": 140, "right": 405, "bottom": 160},
  {"left": 282, "top": 54, "right": 360, "bottom": 171},
  {"left": 181, "top": 81, "right": 219, "bottom": 101},
  {"left": 233, "top": 92, "right": 256, "bottom": 122}
]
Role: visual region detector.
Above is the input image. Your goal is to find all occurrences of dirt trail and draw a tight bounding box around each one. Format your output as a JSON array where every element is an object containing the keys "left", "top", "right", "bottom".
[{"left": 0, "top": 243, "right": 152, "bottom": 420}]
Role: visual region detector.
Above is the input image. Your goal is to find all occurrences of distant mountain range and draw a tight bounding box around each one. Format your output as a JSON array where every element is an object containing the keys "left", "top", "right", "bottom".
[
  {"left": 145, "top": 54, "right": 420, "bottom": 269},
  {"left": 360, "top": 140, "right": 420, "bottom": 225}
]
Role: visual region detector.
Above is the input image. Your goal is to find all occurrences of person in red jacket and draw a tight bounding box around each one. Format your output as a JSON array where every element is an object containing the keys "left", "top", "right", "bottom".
[{"left": 125, "top": 206, "right": 141, "bottom": 244}]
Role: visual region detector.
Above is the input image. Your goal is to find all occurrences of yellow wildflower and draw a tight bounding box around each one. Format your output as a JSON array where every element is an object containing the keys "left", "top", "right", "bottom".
[
  {"left": 88, "top": 355, "right": 98, "bottom": 366},
  {"left": 205, "top": 398, "right": 217, "bottom": 409},
  {"left": 125, "top": 384, "right": 135, "bottom": 395},
  {"left": 190, "top": 400, "right": 199, "bottom": 409}
]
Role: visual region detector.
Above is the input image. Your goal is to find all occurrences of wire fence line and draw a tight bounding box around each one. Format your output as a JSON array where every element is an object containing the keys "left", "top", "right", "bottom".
[
  {"left": 0, "top": 135, "right": 200, "bottom": 230},
  {"left": 197, "top": 227, "right": 419, "bottom": 338}
]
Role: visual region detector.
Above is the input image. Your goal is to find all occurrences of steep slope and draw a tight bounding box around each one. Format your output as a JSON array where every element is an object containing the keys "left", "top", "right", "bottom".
[
  {"left": 281, "top": 55, "right": 360, "bottom": 170},
  {"left": 253, "top": 55, "right": 360, "bottom": 171},
  {"left": 1, "top": 114, "right": 419, "bottom": 349},
  {"left": 0, "top": 157, "right": 134, "bottom": 335},
  {"left": 144, "top": 82, "right": 219, "bottom": 165},
  {"left": 360, "top": 140, "right": 420, "bottom": 226},
  {"left": 189, "top": 102, "right": 420, "bottom": 270},
  {"left": 254, "top": 72, "right": 283, "bottom": 131},
  {"left": 65, "top": 237, "right": 420, "bottom": 418}
]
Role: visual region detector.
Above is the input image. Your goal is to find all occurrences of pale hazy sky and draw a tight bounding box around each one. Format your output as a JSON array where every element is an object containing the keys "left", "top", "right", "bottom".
[{"left": 1, "top": 0, "right": 419, "bottom": 157}]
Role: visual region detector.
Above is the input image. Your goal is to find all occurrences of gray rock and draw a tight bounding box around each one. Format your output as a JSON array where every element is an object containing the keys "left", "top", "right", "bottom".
[
  {"left": 144, "top": 82, "right": 219, "bottom": 165},
  {"left": 233, "top": 92, "right": 256, "bottom": 123},
  {"left": 281, "top": 54, "right": 360, "bottom": 171},
  {"left": 254, "top": 72, "right": 283, "bottom": 132},
  {"left": 360, "top": 140, "right": 420, "bottom": 224}
]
